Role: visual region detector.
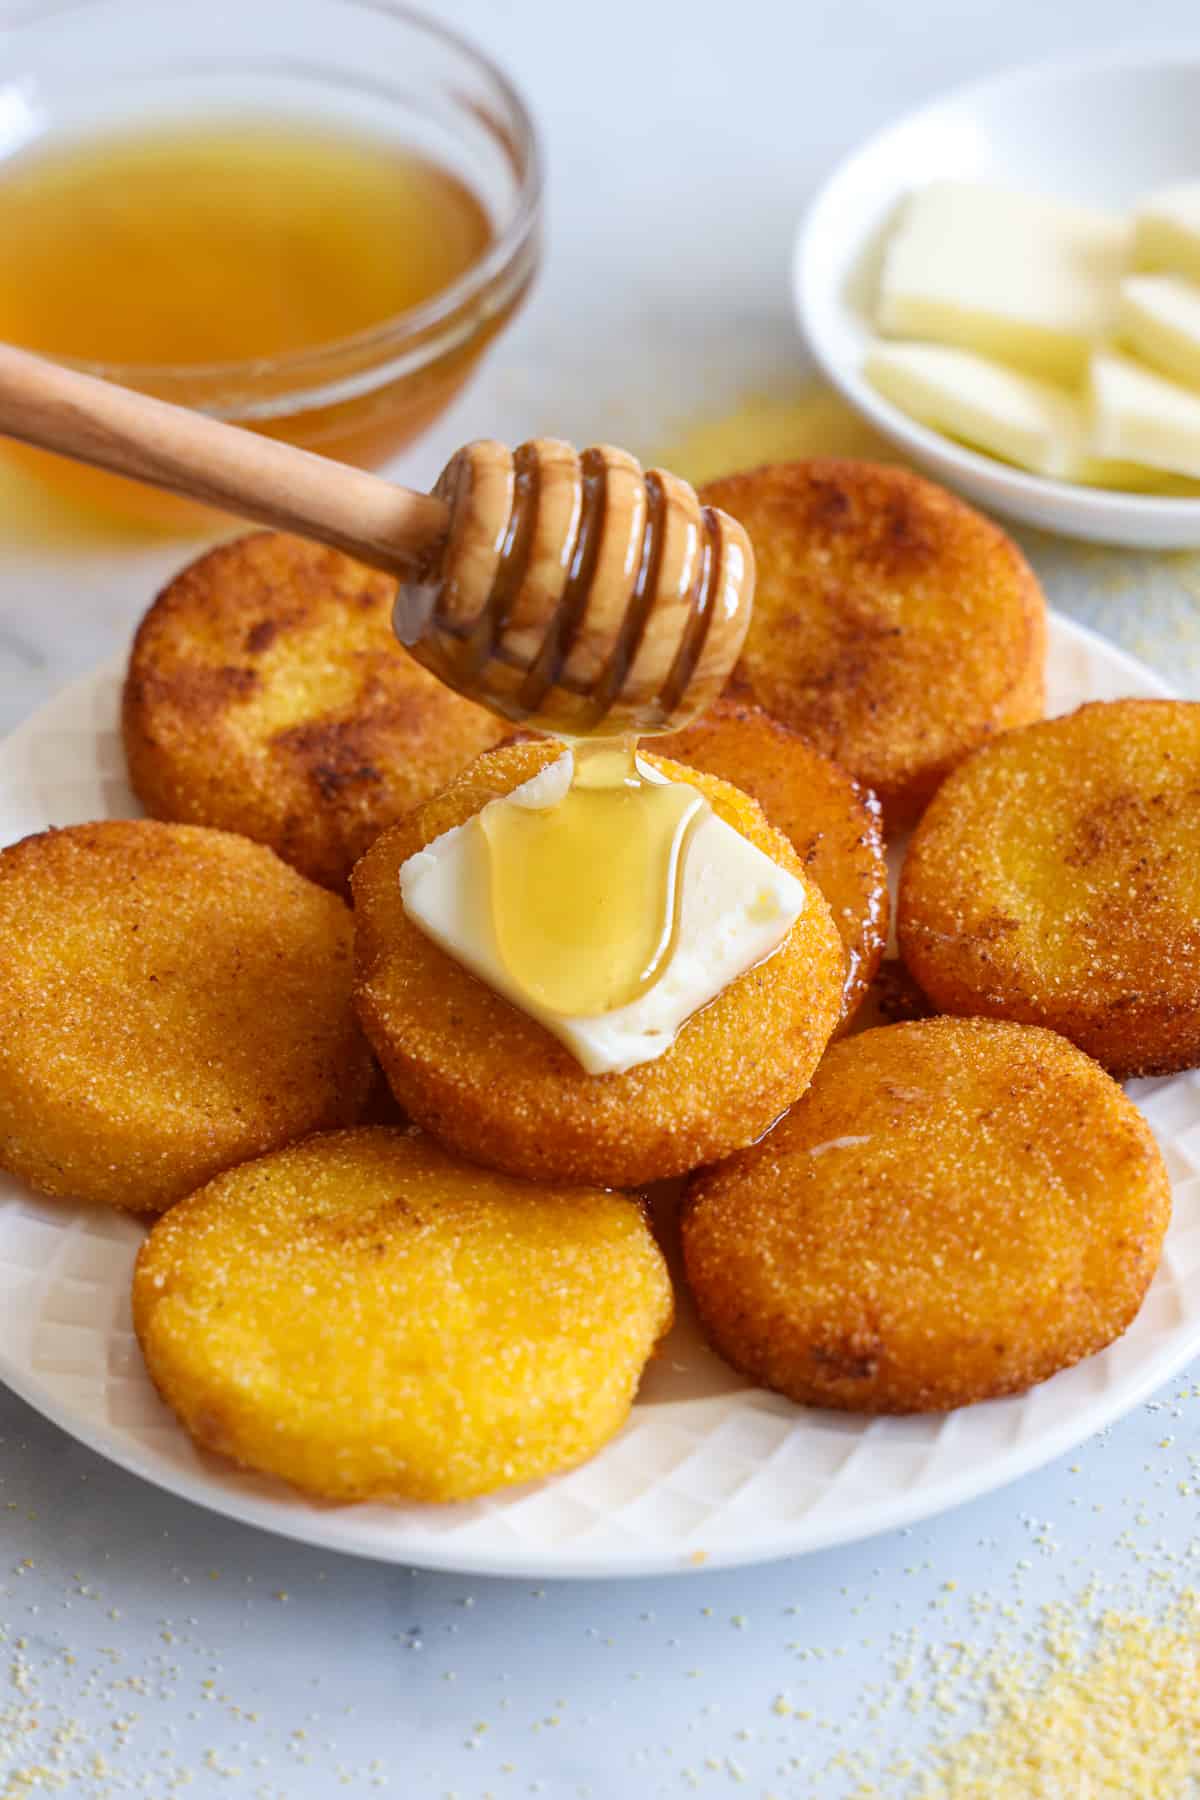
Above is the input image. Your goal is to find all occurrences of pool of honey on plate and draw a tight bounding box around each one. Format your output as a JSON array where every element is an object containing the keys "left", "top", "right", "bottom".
[
  {"left": 481, "top": 737, "right": 709, "bottom": 1017},
  {"left": 0, "top": 118, "right": 495, "bottom": 524}
]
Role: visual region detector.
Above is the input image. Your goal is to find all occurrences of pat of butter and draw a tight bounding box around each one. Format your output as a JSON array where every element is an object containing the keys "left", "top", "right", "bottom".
[
  {"left": 864, "top": 340, "right": 1079, "bottom": 476},
  {"left": 877, "top": 182, "right": 1129, "bottom": 381},
  {"left": 863, "top": 340, "right": 1166, "bottom": 489},
  {"left": 1090, "top": 350, "right": 1200, "bottom": 481},
  {"left": 398, "top": 753, "right": 806, "bottom": 1076},
  {"left": 1118, "top": 274, "right": 1200, "bottom": 391},
  {"left": 1134, "top": 181, "right": 1200, "bottom": 285}
]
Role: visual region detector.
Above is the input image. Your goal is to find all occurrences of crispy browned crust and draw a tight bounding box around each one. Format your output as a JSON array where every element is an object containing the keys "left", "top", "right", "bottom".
[
  {"left": 683, "top": 1018, "right": 1170, "bottom": 1413},
  {"left": 0, "top": 820, "right": 373, "bottom": 1212},
  {"left": 351, "top": 741, "right": 846, "bottom": 1188},
  {"left": 898, "top": 699, "right": 1200, "bottom": 1078},
  {"left": 657, "top": 698, "right": 888, "bottom": 1026},
  {"left": 134, "top": 1128, "right": 673, "bottom": 1502},
  {"left": 122, "top": 532, "right": 508, "bottom": 892},
  {"left": 700, "top": 460, "right": 1047, "bottom": 826}
]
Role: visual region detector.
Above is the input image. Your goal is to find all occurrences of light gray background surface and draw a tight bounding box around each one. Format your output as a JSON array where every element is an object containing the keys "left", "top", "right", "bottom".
[{"left": 1, "top": 2, "right": 1199, "bottom": 1794}]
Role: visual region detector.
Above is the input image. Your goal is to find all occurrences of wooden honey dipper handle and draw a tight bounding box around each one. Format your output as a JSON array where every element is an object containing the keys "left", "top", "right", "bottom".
[
  {"left": 0, "top": 341, "right": 449, "bottom": 567},
  {"left": 0, "top": 345, "right": 754, "bottom": 734}
]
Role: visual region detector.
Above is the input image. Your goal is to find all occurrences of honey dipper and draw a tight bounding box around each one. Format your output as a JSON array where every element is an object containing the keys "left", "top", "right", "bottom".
[{"left": 0, "top": 344, "right": 754, "bottom": 734}]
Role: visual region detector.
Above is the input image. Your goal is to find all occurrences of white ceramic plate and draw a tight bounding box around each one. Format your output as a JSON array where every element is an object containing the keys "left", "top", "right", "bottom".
[
  {"left": 1, "top": 624, "right": 1198, "bottom": 1579},
  {"left": 793, "top": 50, "right": 1200, "bottom": 548}
]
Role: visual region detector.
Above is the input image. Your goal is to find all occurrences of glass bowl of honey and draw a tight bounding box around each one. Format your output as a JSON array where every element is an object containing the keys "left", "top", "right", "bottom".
[{"left": 0, "top": 0, "right": 542, "bottom": 525}]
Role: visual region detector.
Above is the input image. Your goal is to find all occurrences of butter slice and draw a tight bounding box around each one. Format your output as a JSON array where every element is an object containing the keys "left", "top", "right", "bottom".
[
  {"left": 878, "top": 182, "right": 1129, "bottom": 380},
  {"left": 1118, "top": 274, "right": 1200, "bottom": 390},
  {"left": 1090, "top": 350, "right": 1200, "bottom": 480},
  {"left": 864, "top": 340, "right": 1079, "bottom": 476},
  {"left": 863, "top": 340, "right": 1164, "bottom": 489},
  {"left": 398, "top": 753, "right": 806, "bottom": 1076},
  {"left": 1134, "top": 181, "right": 1200, "bottom": 284}
]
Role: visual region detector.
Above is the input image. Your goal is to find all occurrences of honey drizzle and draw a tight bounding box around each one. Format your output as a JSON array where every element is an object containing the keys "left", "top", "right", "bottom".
[
  {"left": 408, "top": 450, "right": 737, "bottom": 1021},
  {"left": 481, "top": 739, "right": 709, "bottom": 1018},
  {"left": 413, "top": 459, "right": 722, "bottom": 733}
]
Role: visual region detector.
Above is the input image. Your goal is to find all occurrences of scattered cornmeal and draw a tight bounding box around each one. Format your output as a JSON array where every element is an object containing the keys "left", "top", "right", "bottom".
[
  {"left": 900, "top": 1591, "right": 1200, "bottom": 1798},
  {"left": 0, "top": 821, "right": 372, "bottom": 1212},
  {"left": 704, "top": 460, "right": 1047, "bottom": 826},
  {"left": 650, "top": 381, "right": 896, "bottom": 487},
  {"left": 899, "top": 697, "right": 1200, "bottom": 1077},
  {"left": 683, "top": 1018, "right": 1169, "bottom": 1412},
  {"left": 134, "top": 1128, "right": 673, "bottom": 1502},
  {"left": 122, "top": 533, "right": 507, "bottom": 892}
]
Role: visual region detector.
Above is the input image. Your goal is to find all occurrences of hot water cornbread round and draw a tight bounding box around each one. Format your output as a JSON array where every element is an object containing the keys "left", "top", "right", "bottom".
[
  {"left": 0, "top": 821, "right": 372, "bottom": 1211},
  {"left": 352, "top": 740, "right": 845, "bottom": 1188},
  {"left": 682, "top": 1018, "right": 1169, "bottom": 1413},
  {"left": 899, "top": 699, "right": 1200, "bottom": 1077},
  {"left": 133, "top": 1128, "right": 674, "bottom": 1502},
  {"left": 122, "top": 532, "right": 507, "bottom": 892},
  {"left": 704, "top": 460, "right": 1047, "bottom": 824}
]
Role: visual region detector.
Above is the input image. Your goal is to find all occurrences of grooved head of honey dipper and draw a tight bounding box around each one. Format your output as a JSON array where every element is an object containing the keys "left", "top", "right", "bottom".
[{"left": 393, "top": 438, "right": 755, "bottom": 736}]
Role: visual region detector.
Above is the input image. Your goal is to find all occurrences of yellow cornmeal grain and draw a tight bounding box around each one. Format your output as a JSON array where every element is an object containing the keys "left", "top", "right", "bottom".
[
  {"left": 651, "top": 382, "right": 897, "bottom": 486},
  {"left": 845, "top": 1591, "right": 1200, "bottom": 1799}
]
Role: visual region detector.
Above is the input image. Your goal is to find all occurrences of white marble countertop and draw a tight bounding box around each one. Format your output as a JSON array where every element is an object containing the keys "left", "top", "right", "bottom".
[{"left": 1, "top": 1, "right": 1199, "bottom": 1794}]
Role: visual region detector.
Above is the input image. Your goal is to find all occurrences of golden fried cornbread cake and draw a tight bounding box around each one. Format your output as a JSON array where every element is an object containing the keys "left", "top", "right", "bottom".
[
  {"left": 899, "top": 699, "right": 1200, "bottom": 1077},
  {"left": 134, "top": 1128, "right": 674, "bottom": 1502},
  {"left": 0, "top": 821, "right": 372, "bottom": 1211},
  {"left": 658, "top": 698, "right": 888, "bottom": 1024},
  {"left": 702, "top": 460, "right": 1047, "bottom": 824},
  {"left": 352, "top": 741, "right": 845, "bottom": 1188},
  {"left": 122, "top": 532, "right": 508, "bottom": 891},
  {"left": 683, "top": 1018, "right": 1169, "bottom": 1413}
]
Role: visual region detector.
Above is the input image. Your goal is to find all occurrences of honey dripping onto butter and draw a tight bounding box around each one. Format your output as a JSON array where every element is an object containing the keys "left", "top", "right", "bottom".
[
  {"left": 480, "top": 739, "right": 710, "bottom": 1017},
  {"left": 0, "top": 118, "right": 491, "bottom": 370}
]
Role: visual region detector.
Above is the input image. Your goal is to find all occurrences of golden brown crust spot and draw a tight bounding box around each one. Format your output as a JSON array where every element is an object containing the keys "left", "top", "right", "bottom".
[
  {"left": 657, "top": 698, "right": 888, "bottom": 1026},
  {"left": 352, "top": 741, "right": 846, "bottom": 1188},
  {"left": 898, "top": 699, "right": 1200, "bottom": 1077},
  {"left": 134, "top": 1128, "right": 673, "bottom": 1502},
  {"left": 683, "top": 1018, "right": 1170, "bottom": 1413},
  {"left": 702, "top": 460, "right": 1047, "bottom": 825},
  {"left": 0, "top": 820, "right": 373, "bottom": 1211},
  {"left": 122, "top": 532, "right": 508, "bottom": 892}
]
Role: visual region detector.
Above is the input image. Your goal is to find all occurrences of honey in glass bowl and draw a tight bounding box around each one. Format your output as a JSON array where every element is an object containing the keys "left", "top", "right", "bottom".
[
  {"left": 3, "top": 121, "right": 494, "bottom": 369},
  {"left": 1, "top": 0, "right": 542, "bottom": 528}
]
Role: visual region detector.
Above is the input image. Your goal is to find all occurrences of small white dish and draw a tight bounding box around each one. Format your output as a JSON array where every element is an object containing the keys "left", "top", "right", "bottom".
[
  {"left": 1, "top": 627, "right": 1199, "bottom": 1577},
  {"left": 793, "top": 50, "right": 1200, "bottom": 547}
]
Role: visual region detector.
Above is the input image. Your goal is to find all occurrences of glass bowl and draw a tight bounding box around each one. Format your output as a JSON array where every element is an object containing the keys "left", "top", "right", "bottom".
[{"left": 0, "top": 0, "right": 542, "bottom": 525}]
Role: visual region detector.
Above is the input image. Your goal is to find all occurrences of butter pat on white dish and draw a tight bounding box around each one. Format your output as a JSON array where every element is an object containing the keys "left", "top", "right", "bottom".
[
  {"left": 1090, "top": 351, "right": 1200, "bottom": 481},
  {"left": 1118, "top": 274, "right": 1200, "bottom": 390},
  {"left": 864, "top": 341, "right": 1081, "bottom": 478},
  {"left": 398, "top": 753, "right": 806, "bottom": 1076},
  {"left": 877, "top": 181, "right": 1129, "bottom": 381},
  {"left": 1134, "top": 181, "right": 1200, "bottom": 285},
  {"left": 863, "top": 341, "right": 1166, "bottom": 489}
]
